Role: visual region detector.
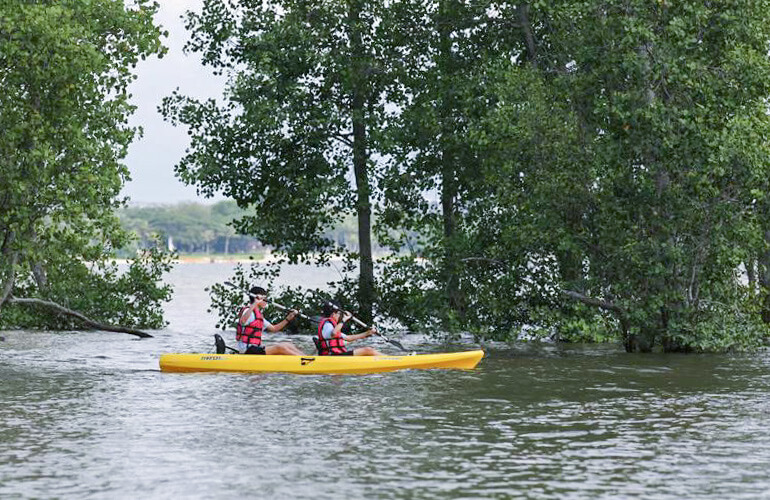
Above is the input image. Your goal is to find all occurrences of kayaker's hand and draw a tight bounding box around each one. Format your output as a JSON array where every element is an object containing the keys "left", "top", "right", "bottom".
[
  {"left": 367, "top": 328, "right": 376, "bottom": 338},
  {"left": 286, "top": 310, "right": 298, "bottom": 322},
  {"left": 342, "top": 311, "right": 352, "bottom": 323}
]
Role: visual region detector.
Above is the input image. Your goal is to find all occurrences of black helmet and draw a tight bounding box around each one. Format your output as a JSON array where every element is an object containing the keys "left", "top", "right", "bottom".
[{"left": 322, "top": 300, "right": 342, "bottom": 317}]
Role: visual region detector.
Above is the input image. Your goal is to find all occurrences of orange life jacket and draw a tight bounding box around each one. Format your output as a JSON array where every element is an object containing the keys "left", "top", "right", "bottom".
[
  {"left": 236, "top": 306, "right": 264, "bottom": 345},
  {"left": 317, "top": 317, "right": 347, "bottom": 355}
]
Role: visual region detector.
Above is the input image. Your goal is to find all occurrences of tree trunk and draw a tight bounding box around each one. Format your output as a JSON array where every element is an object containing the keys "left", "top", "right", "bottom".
[
  {"left": 437, "top": 0, "right": 466, "bottom": 323},
  {"left": 518, "top": 3, "right": 537, "bottom": 67},
  {"left": 349, "top": 0, "right": 375, "bottom": 322},
  {"left": 562, "top": 289, "right": 637, "bottom": 350},
  {"left": 6, "top": 297, "right": 153, "bottom": 338},
  {"left": 557, "top": 208, "right": 583, "bottom": 289},
  {"left": 31, "top": 259, "right": 49, "bottom": 293},
  {"left": 759, "top": 230, "right": 770, "bottom": 323},
  {"left": 0, "top": 251, "right": 18, "bottom": 310},
  {"left": 441, "top": 167, "right": 464, "bottom": 320},
  {"left": 0, "top": 228, "right": 18, "bottom": 309}
]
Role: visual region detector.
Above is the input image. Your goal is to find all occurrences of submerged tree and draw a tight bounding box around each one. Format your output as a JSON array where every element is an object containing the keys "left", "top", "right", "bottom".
[
  {"left": 0, "top": 0, "right": 172, "bottom": 335},
  {"left": 477, "top": 1, "right": 770, "bottom": 351}
]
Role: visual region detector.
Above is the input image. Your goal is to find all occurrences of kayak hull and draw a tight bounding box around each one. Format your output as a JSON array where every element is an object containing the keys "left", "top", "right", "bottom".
[{"left": 159, "top": 350, "right": 484, "bottom": 374}]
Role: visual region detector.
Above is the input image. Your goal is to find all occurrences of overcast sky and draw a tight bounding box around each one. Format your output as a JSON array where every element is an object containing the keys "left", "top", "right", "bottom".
[{"left": 121, "top": 0, "right": 226, "bottom": 206}]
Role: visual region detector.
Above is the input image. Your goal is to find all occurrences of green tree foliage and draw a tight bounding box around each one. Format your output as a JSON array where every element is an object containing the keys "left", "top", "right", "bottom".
[
  {"left": 161, "top": 0, "right": 394, "bottom": 321},
  {"left": 472, "top": 1, "right": 770, "bottom": 351},
  {"left": 0, "top": 0, "right": 172, "bottom": 330},
  {"left": 375, "top": 0, "right": 518, "bottom": 331}
]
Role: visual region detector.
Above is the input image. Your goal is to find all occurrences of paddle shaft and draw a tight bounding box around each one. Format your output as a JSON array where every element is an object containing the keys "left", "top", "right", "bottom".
[
  {"left": 267, "top": 300, "right": 317, "bottom": 323},
  {"left": 347, "top": 314, "right": 408, "bottom": 352},
  {"left": 224, "top": 281, "right": 316, "bottom": 322}
]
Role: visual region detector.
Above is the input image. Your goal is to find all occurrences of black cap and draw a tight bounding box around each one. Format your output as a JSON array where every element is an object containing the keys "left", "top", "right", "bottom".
[{"left": 249, "top": 286, "right": 267, "bottom": 303}]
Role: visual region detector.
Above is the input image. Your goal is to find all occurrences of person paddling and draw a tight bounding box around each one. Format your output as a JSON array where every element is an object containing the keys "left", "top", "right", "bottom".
[
  {"left": 316, "top": 301, "right": 383, "bottom": 356},
  {"left": 236, "top": 286, "right": 305, "bottom": 355}
]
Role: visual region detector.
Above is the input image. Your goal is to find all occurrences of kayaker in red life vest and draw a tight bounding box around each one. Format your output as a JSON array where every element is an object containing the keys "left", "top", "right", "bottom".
[
  {"left": 236, "top": 286, "right": 306, "bottom": 355},
  {"left": 317, "top": 301, "right": 383, "bottom": 356}
]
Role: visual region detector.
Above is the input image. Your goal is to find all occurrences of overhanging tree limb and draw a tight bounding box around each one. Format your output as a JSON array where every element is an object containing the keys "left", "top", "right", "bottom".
[
  {"left": 7, "top": 297, "right": 153, "bottom": 338},
  {"left": 562, "top": 289, "right": 632, "bottom": 344},
  {"left": 562, "top": 290, "right": 625, "bottom": 315}
]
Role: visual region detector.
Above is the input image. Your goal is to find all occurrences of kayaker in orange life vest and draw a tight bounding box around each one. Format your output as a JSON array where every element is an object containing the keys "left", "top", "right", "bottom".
[
  {"left": 316, "top": 300, "right": 383, "bottom": 356},
  {"left": 236, "top": 286, "right": 306, "bottom": 355}
]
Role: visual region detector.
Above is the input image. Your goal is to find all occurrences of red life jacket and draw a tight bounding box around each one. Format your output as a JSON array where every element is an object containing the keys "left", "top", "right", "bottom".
[
  {"left": 317, "top": 317, "right": 347, "bottom": 355},
  {"left": 236, "top": 306, "right": 264, "bottom": 345}
]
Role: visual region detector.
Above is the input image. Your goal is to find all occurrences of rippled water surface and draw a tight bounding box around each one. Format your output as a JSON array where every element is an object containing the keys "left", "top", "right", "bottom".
[{"left": 2, "top": 264, "right": 770, "bottom": 499}]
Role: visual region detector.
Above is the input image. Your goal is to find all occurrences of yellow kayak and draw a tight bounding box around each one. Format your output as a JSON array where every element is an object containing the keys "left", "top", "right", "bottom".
[{"left": 159, "top": 350, "right": 484, "bottom": 374}]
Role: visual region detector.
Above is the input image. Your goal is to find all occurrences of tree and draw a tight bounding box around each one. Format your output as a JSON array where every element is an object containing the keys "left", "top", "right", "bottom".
[
  {"left": 374, "top": 1, "right": 538, "bottom": 333},
  {"left": 162, "top": 0, "right": 393, "bottom": 321},
  {"left": 0, "top": 0, "right": 171, "bottom": 334},
  {"left": 475, "top": 0, "right": 770, "bottom": 351}
]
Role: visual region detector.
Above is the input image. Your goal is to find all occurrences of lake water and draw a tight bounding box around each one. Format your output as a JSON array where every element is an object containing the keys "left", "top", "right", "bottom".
[{"left": 2, "top": 263, "right": 770, "bottom": 499}]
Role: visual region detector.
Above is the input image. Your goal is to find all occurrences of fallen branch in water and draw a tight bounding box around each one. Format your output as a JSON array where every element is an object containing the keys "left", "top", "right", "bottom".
[{"left": 6, "top": 296, "right": 153, "bottom": 338}]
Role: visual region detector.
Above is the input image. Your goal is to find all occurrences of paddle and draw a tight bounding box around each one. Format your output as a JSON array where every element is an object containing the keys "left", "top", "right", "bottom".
[
  {"left": 223, "top": 281, "right": 316, "bottom": 323},
  {"left": 345, "top": 312, "right": 410, "bottom": 353}
]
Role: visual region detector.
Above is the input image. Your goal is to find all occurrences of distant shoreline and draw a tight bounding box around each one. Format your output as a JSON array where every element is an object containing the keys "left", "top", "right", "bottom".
[
  {"left": 113, "top": 252, "right": 274, "bottom": 265},
  {"left": 174, "top": 255, "right": 271, "bottom": 264},
  {"left": 113, "top": 252, "right": 355, "bottom": 265}
]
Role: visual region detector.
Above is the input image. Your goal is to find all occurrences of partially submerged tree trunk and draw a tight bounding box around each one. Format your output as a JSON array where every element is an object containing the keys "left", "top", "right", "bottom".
[
  {"left": 2, "top": 235, "right": 154, "bottom": 338},
  {"left": 4, "top": 297, "right": 153, "bottom": 338},
  {"left": 562, "top": 290, "right": 664, "bottom": 352}
]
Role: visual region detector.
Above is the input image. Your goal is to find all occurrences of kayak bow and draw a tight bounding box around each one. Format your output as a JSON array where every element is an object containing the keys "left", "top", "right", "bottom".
[{"left": 159, "top": 350, "right": 484, "bottom": 374}]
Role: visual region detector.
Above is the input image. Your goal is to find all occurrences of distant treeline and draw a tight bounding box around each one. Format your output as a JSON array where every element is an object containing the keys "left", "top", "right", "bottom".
[{"left": 118, "top": 200, "right": 361, "bottom": 255}]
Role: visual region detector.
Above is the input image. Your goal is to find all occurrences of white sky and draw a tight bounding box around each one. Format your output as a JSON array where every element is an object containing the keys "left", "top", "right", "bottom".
[{"left": 122, "top": 0, "right": 226, "bottom": 205}]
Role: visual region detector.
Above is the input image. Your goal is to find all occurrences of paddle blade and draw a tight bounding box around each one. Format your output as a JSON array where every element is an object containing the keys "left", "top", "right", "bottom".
[
  {"left": 388, "top": 339, "right": 408, "bottom": 352},
  {"left": 375, "top": 333, "right": 408, "bottom": 352}
]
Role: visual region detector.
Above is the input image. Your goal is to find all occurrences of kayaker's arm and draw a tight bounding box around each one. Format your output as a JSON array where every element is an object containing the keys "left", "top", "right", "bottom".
[
  {"left": 266, "top": 310, "right": 298, "bottom": 332},
  {"left": 330, "top": 311, "right": 350, "bottom": 338},
  {"left": 240, "top": 296, "right": 269, "bottom": 325},
  {"left": 342, "top": 328, "right": 376, "bottom": 343},
  {"left": 239, "top": 302, "right": 258, "bottom": 325},
  {"left": 335, "top": 311, "right": 373, "bottom": 342}
]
